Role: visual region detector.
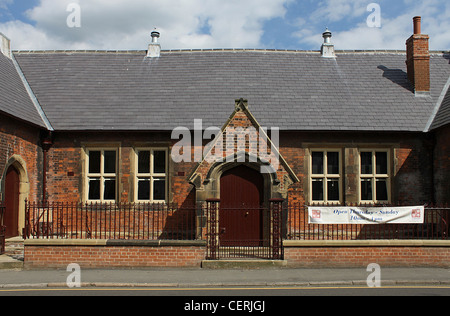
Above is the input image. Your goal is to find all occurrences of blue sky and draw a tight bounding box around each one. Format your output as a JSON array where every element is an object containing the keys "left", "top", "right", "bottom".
[{"left": 0, "top": 0, "right": 449, "bottom": 51}]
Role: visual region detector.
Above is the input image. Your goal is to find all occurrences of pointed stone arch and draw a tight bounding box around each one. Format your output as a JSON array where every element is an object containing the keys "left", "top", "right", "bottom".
[
  {"left": 192, "top": 150, "right": 284, "bottom": 205},
  {"left": 1, "top": 155, "right": 30, "bottom": 236},
  {"left": 188, "top": 99, "right": 299, "bottom": 204}
]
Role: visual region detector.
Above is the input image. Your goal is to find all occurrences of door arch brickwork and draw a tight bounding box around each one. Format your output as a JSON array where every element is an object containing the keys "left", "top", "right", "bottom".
[{"left": 189, "top": 99, "right": 299, "bottom": 204}]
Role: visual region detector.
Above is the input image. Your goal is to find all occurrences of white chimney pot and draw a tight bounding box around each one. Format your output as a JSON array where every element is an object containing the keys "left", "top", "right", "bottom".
[
  {"left": 147, "top": 31, "right": 161, "bottom": 58},
  {"left": 321, "top": 28, "right": 335, "bottom": 58}
]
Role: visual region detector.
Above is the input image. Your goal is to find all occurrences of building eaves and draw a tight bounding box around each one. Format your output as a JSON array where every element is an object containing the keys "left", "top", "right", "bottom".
[
  {"left": 0, "top": 51, "right": 48, "bottom": 129},
  {"left": 426, "top": 75, "right": 450, "bottom": 131},
  {"left": 11, "top": 54, "right": 54, "bottom": 131}
]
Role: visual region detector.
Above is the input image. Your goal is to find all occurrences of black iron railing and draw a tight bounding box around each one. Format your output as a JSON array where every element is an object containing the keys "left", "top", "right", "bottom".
[
  {"left": 24, "top": 201, "right": 199, "bottom": 241},
  {"left": 23, "top": 200, "right": 449, "bottom": 260}
]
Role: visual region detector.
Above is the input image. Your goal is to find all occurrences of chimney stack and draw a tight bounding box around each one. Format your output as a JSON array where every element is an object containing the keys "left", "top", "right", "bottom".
[
  {"left": 0, "top": 33, "right": 11, "bottom": 59},
  {"left": 147, "top": 30, "right": 161, "bottom": 58},
  {"left": 321, "top": 28, "right": 335, "bottom": 58},
  {"left": 406, "top": 16, "right": 430, "bottom": 96}
]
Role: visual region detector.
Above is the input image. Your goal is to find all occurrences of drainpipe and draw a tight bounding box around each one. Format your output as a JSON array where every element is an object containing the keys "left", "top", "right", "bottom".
[{"left": 41, "top": 132, "right": 53, "bottom": 203}]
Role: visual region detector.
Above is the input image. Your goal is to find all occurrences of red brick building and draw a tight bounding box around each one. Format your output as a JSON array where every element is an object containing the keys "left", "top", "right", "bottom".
[{"left": 0, "top": 18, "right": 449, "bottom": 267}]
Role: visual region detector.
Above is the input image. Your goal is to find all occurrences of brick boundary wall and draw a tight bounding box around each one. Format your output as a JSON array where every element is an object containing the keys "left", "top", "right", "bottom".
[
  {"left": 24, "top": 240, "right": 206, "bottom": 269},
  {"left": 283, "top": 241, "right": 450, "bottom": 268},
  {"left": 24, "top": 240, "right": 450, "bottom": 268}
]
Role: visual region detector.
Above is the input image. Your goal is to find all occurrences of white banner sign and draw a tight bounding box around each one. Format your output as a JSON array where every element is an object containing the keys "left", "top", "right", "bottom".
[{"left": 308, "top": 206, "right": 424, "bottom": 224}]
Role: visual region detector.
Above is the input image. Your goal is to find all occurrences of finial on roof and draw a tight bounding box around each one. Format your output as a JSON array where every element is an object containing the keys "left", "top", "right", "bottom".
[
  {"left": 148, "top": 29, "right": 161, "bottom": 58},
  {"left": 235, "top": 98, "right": 249, "bottom": 111},
  {"left": 322, "top": 28, "right": 332, "bottom": 44},
  {"left": 151, "top": 29, "right": 160, "bottom": 44},
  {"left": 321, "top": 27, "right": 335, "bottom": 58}
]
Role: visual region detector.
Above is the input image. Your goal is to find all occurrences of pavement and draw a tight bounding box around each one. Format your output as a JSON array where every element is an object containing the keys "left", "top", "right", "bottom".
[{"left": 0, "top": 264, "right": 449, "bottom": 288}]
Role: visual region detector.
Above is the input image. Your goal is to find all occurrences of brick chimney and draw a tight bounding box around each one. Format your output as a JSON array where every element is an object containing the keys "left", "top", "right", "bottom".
[{"left": 406, "top": 16, "right": 430, "bottom": 96}]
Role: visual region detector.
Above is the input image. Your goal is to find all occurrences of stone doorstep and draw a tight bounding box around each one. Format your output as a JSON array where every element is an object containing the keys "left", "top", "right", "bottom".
[
  {"left": 5, "top": 241, "right": 24, "bottom": 254},
  {"left": 1, "top": 237, "right": 24, "bottom": 268},
  {"left": 0, "top": 254, "right": 23, "bottom": 269}
]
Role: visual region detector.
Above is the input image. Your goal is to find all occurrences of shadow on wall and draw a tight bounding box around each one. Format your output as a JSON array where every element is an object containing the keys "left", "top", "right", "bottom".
[
  {"left": 433, "top": 125, "right": 450, "bottom": 205},
  {"left": 393, "top": 140, "right": 434, "bottom": 205},
  {"left": 160, "top": 187, "right": 197, "bottom": 240}
]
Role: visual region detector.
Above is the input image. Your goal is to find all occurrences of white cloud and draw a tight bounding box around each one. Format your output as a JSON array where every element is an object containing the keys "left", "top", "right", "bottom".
[
  {"left": 2, "top": 0, "right": 449, "bottom": 51},
  {"left": 310, "top": 0, "right": 368, "bottom": 23},
  {"left": 1, "top": 0, "right": 290, "bottom": 50},
  {"left": 0, "top": 0, "right": 13, "bottom": 9},
  {"left": 0, "top": 20, "right": 57, "bottom": 50},
  {"left": 295, "top": 0, "right": 450, "bottom": 50}
]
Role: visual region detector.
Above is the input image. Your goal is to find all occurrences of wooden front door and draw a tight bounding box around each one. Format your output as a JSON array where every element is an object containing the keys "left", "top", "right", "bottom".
[
  {"left": 4, "top": 166, "right": 20, "bottom": 238},
  {"left": 219, "top": 165, "right": 264, "bottom": 246}
]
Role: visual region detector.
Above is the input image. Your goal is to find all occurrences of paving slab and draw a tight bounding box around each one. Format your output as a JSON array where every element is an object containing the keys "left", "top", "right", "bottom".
[{"left": 0, "top": 267, "right": 449, "bottom": 288}]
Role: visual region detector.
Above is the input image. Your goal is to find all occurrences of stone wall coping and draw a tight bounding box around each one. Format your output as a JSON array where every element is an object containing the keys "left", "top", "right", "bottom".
[
  {"left": 283, "top": 240, "right": 450, "bottom": 247},
  {"left": 24, "top": 239, "right": 207, "bottom": 247},
  {"left": 25, "top": 239, "right": 449, "bottom": 248}
]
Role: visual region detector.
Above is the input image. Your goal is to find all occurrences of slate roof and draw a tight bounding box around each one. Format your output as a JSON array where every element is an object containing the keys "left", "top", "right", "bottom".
[
  {"left": 11, "top": 49, "right": 450, "bottom": 132},
  {"left": 0, "top": 52, "right": 47, "bottom": 128},
  {"left": 429, "top": 79, "right": 450, "bottom": 130}
]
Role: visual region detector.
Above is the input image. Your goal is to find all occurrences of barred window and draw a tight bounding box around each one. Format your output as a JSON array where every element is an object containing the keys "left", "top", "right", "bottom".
[
  {"left": 135, "top": 149, "right": 168, "bottom": 202},
  {"left": 360, "top": 150, "right": 390, "bottom": 203},
  {"left": 86, "top": 149, "right": 117, "bottom": 202},
  {"left": 310, "top": 150, "right": 342, "bottom": 203}
]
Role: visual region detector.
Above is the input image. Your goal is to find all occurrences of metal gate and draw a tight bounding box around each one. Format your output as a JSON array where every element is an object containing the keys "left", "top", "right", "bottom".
[{"left": 205, "top": 199, "right": 284, "bottom": 260}]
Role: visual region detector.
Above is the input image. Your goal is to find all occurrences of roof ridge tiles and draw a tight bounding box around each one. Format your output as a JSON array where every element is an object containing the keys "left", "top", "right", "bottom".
[
  {"left": 12, "top": 48, "right": 449, "bottom": 56},
  {"left": 11, "top": 48, "right": 450, "bottom": 58}
]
